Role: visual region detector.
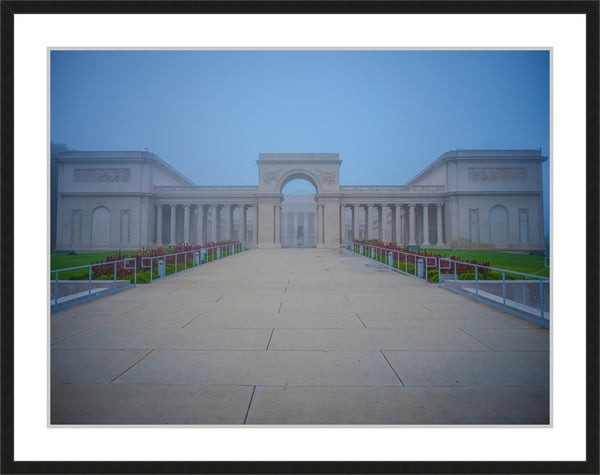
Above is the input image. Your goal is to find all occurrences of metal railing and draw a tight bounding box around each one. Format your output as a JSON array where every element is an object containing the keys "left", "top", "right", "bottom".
[
  {"left": 141, "top": 242, "right": 247, "bottom": 283},
  {"left": 51, "top": 242, "right": 251, "bottom": 312},
  {"left": 438, "top": 257, "right": 549, "bottom": 328},
  {"left": 50, "top": 257, "right": 137, "bottom": 313},
  {"left": 344, "top": 240, "right": 437, "bottom": 282},
  {"left": 345, "top": 240, "right": 550, "bottom": 328}
]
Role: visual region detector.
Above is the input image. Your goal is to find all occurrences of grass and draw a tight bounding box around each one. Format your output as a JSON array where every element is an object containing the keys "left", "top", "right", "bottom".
[
  {"left": 50, "top": 252, "right": 134, "bottom": 280},
  {"left": 51, "top": 252, "right": 131, "bottom": 270},
  {"left": 421, "top": 248, "right": 549, "bottom": 278},
  {"left": 50, "top": 248, "right": 237, "bottom": 282}
]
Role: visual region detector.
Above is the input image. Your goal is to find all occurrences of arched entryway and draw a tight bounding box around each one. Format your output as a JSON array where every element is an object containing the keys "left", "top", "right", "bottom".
[
  {"left": 281, "top": 179, "right": 317, "bottom": 247},
  {"left": 256, "top": 153, "right": 341, "bottom": 249}
]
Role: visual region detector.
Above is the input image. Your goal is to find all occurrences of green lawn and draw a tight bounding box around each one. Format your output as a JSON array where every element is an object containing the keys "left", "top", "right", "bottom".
[
  {"left": 50, "top": 249, "right": 236, "bottom": 281},
  {"left": 421, "top": 248, "right": 549, "bottom": 277},
  {"left": 51, "top": 252, "right": 132, "bottom": 271}
]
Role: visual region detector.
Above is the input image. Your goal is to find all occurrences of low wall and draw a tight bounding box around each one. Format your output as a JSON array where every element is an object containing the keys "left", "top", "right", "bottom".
[
  {"left": 50, "top": 280, "right": 132, "bottom": 299},
  {"left": 441, "top": 278, "right": 549, "bottom": 310}
]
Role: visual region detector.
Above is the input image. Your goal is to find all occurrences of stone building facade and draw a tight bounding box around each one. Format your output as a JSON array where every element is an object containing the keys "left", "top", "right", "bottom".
[{"left": 54, "top": 150, "right": 547, "bottom": 252}]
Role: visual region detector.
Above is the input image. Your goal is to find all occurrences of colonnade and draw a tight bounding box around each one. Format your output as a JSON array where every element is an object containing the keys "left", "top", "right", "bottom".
[
  {"left": 281, "top": 210, "right": 318, "bottom": 247},
  {"left": 153, "top": 203, "right": 257, "bottom": 246},
  {"left": 272, "top": 204, "right": 326, "bottom": 247},
  {"left": 342, "top": 203, "right": 445, "bottom": 247},
  {"left": 153, "top": 201, "right": 444, "bottom": 248}
]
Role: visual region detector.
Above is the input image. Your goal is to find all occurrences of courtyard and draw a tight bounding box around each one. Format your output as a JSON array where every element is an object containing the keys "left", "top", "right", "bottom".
[{"left": 51, "top": 248, "right": 549, "bottom": 425}]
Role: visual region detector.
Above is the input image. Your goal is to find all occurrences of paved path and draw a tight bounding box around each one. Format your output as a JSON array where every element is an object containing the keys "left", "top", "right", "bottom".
[{"left": 51, "top": 248, "right": 549, "bottom": 425}]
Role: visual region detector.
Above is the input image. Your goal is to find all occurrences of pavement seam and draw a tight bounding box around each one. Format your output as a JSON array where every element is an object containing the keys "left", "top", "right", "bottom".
[
  {"left": 266, "top": 328, "right": 275, "bottom": 350},
  {"left": 355, "top": 313, "right": 367, "bottom": 328},
  {"left": 415, "top": 301, "right": 434, "bottom": 313},
  {"left": 459, "top": 328, "right": 496, "bottom": 351},
  {"left": 109, "top": 350, "right": 154, "bottom": 383},
  {"left": 380, "top": 351, "right": 405, "bottom": 386},
  {"left": 50, "top": 327, "right": 92, "bottom": 346},
  {"left": 181, "top": 312, "right": 203, "bottom": 329},
  {"left": 243, "top": 386, "right": 257, "bottom": 424}
]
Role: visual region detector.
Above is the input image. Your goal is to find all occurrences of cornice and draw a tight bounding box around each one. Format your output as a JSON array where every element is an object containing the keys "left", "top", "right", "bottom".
[
  {"left": 339, "top": 193, "right": 446, "bottom": 200},
  {"left": 445, "top": 191, "right": 541, "bottom": 197},
  {"left": 59, "top": 192, "right": 153, "bottom": 198}
]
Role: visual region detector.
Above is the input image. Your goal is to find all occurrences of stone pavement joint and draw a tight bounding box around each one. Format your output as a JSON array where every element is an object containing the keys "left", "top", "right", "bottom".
[{"left": 51, "top": 248, "right": 549, "bottom": 425}]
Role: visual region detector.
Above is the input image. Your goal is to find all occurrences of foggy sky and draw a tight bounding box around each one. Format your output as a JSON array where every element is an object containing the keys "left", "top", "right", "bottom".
[{"left": 51, "top": 50, "right": 550, "bottom": 233}]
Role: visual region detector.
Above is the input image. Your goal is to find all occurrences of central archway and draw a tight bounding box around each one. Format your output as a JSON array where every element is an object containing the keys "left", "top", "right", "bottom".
[
  {"left": 281, "top": 179, "right": 317, "bottom": 247},
  {"left": 256, "top": 153, "right": 342, "bottom": 249}
]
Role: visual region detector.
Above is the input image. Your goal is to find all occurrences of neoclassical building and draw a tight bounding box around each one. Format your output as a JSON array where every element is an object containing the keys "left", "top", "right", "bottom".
[{"left": 54, "top": 150, "right": 547, "bottom": 252}]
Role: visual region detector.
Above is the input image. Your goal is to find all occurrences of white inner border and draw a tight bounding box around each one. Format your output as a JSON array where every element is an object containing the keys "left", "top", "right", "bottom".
[{"left": 14, "top": 14, "right": 586, "bottom": 462}]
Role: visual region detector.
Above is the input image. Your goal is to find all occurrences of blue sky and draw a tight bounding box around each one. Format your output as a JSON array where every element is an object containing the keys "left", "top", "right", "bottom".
[{"left": 51, "top": 50, "right": 550, "bottom": 233}]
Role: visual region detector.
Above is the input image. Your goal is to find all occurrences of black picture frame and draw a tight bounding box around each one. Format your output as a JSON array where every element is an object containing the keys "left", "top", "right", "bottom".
[{"left": 1, "top": 1, "right": 598, "bottom": 474}]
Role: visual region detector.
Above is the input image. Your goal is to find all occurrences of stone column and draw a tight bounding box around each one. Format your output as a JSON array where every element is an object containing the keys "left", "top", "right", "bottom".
[
  {"left": 252, "top": 206, "right": 258, "bottom": 245},
  {"left": 222, "top": 205, "right": 230, "bottom": 240},
  {"left": 365, "top": 206, "right": 372, "bottom": 240},
  {"left": 436, "top": 203, "right": 444, "bottom": 245},
  {"left": 377, "top": 206, "right": 384, "bottom": 241},
  {"left": 408, "top": 203, "right": 416, "bottom": 246},
  {"left": 239, "top": 205, "right": 246, "bottom": 243},
  {"left": 196, "top": 205, "right": 204, "bottom": 244},
  {"left": 284, "top": 212, "right": 290, "bottom": 245},
  {"left": 395, "top": 205, "right": 402, "bottom": 245},
  {"left": 305, "top": 212, "right": 309, "bottom": 245},
  {"left": 293, "top": 213, "right": 299, "bottom": 243},
  {"left": 216, "top": 206, "right": 222, "bottom": 242},
  {"left": 156, "top": 204, "right": 163, "bottom": 246},
  {"left": 274, "top": 204, "right": 281, "bottom": 245},
  {"left": 169, "top": 204, "right": 177, "bottom": 245},
  {"left": 211, "top": 205, "right": 218, "bottom": 242},
  {"left": 317, "top": 204, "right": 324, "bottom": 247},
  {"left": 422, "top": 204, "right": 431, "bottom": 247},
  {"left": 183, "top": 205, "right": 190, "bottom": 244},
  {"left": 383, "top": 206, "right": 390, "bottom": 242},
  {"left": 352, "top": 205, "right": 359, "bottom": 241},
  {"left": 339, "top": 207, "right": 343, "bottom": 244}
]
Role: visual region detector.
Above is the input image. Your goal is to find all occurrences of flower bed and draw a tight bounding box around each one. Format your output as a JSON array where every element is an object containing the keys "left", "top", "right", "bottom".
[
  {"left": 65, "top": 241, "right": 242, "bottom": 283},
  {"left": 351, "top": 240, "right": 492, "bottom": 282}
]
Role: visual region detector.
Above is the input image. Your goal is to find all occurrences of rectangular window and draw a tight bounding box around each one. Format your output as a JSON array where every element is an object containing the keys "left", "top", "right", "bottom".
[
  {"left": 120, "top": 209, "right": 130, "bottom": 243},
  {"left": 71, "top": 209, "right": 82, "bottom": 245},
  {"left": 519, "top": 208, "right": 529, "bottom": 243},
  {"left": 469, "top": 209, "right": 479, "bottom": 243}
]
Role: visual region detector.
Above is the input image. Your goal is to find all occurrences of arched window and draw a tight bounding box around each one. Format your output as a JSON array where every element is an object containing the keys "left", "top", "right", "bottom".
[
  {"left": 489, "top": 205, "right": 509, "bottom": 244},
  {"left": 92, "top": 206, "right": 110, "bottom": 245}
]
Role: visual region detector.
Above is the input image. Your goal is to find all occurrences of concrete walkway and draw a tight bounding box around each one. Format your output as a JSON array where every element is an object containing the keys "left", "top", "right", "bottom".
[{"left": 51, "top": 248, "right": 549, "bottom": 425}]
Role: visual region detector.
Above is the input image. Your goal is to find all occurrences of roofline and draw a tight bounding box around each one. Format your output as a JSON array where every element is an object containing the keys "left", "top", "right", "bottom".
[
  {"left": 57, "top": 151, "right": 196, "bottom": 186},
  {"left": 405, "top": 149, "right": 548, "bottom": 185}
]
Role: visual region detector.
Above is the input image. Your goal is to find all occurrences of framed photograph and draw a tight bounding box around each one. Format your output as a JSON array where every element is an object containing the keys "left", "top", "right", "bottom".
[{"left": 2, "top": 2, "right": 597, "bottom": 473}]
